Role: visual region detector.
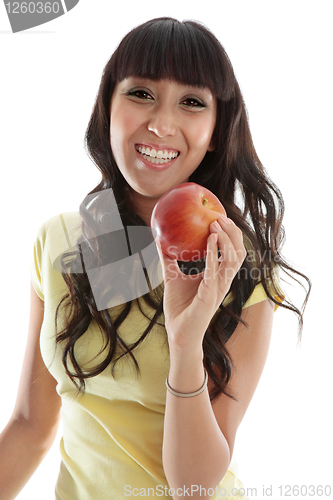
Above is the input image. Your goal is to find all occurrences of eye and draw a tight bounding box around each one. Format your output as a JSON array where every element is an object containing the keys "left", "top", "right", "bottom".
[
  {"left": 181, "top": 97, "right": 205, "bottom": 108},
  {"left": 128, "top": 89, "right": 153, "bottom": 100}
]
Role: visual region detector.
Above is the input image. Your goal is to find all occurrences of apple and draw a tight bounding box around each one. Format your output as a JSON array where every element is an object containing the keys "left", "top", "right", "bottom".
[{"left": 150, "top": 182, "right": 226, "bottom": 261}]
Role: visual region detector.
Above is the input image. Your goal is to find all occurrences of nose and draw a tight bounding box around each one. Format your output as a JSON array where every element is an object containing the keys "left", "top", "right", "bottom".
[{"left": 147, "top": 107, "right": 177, "bottom": 138}]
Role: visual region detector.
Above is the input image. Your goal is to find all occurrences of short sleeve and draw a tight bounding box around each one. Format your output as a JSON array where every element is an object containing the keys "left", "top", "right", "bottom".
[
  {"left": 242, "top": 280, "right": 284, "bottom": 311},
  {"left": 220, "top": 267, "right": 285, "bottom": 313},
  {"left": 240, "top": 235, "right": 285, "bottom": 312},
  {"left": 30, "top": 222, "right": 46, "bottom": 301},
  {"left": 30, "top": 212, "right": 83, "bottom": 303}
]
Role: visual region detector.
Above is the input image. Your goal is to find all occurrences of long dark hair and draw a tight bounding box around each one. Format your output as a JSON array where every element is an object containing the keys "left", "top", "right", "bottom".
[{"left": 55, "top": 18, "right": 311, "bottom": 401}]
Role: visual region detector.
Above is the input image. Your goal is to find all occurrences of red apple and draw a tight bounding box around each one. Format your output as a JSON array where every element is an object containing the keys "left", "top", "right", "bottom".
[{"left": 150, "top": 182, "right": 226, "bottom": 261}]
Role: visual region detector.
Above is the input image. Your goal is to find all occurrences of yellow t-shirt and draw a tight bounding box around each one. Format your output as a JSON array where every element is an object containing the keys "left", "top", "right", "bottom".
[{"left": 31, "top": 212, "right": 282, "bottom": 500}]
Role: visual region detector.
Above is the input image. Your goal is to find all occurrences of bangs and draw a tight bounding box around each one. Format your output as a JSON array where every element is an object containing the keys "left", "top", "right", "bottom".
[{"left": 111, "top": 18, "right": 235, "bottom": 101}]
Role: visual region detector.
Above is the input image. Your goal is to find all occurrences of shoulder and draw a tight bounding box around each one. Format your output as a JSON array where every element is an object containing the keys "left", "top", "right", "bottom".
[
  {"left": 32, "top": 211, "right": 82, "bottom": 274},
  {"left": 35, "top": 211, "right": 82, "bottom": 243},
  {"left": 34, "top": 211, "right": 81, "bottom": 249}
]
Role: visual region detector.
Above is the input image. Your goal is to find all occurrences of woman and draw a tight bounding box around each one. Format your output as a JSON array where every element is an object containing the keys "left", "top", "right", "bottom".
[{"left": 0, "top": 17, "right": 310, "bottom": 500}]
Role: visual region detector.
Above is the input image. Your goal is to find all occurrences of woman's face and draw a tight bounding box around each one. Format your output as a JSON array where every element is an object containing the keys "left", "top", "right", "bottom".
[{"left": 110, "top": 77, "right": 217, "bottom": 223}]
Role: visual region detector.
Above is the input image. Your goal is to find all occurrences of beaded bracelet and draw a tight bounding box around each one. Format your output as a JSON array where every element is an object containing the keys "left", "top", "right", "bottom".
[{"left": 165, "top": 369, "right": 208, "bottom": 398}]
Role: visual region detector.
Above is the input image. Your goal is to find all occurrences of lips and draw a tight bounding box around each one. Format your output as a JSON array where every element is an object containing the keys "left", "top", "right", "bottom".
[{"left": 135, "top": 144, "right": 180, "bottom": 165}]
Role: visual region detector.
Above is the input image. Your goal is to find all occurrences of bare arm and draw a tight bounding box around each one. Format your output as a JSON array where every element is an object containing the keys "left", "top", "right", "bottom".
[
  {"left": 0, "top": 284, "right": 61, "bottom": 500},
  {"left": 158, "top": 216, "right": 274, "bottom": 497},
  {"left": 163, "top": 299, "right": 274, "bottom": 497}
]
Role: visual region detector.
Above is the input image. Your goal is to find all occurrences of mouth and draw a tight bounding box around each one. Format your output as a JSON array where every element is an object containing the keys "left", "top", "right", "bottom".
[{"left": 135, "top": 144, "right": 180, "bottom": 165}]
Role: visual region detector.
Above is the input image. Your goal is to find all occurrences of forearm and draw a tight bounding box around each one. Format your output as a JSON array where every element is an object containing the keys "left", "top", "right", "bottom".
[
  {"left": 162, "top": 346, "right": 230, "bottom": 498},
  {"left": 0, "top": 417, "right": 58, "bottom": 500}
]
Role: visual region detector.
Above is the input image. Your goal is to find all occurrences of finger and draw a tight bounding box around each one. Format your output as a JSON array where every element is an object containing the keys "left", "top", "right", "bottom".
[
  {"left": 195, "top": 232, "right": 222, "bottom": 308},
  {"left": 209, "top": 219, "right": 236, "bottom": 265},
  {"left": 208, "top": 222, "right": 237, "bottom": 292},
  {"left": 203, "top": 232, "right": 219, "bottom": 286},
  {"left": 217, "top": 215, "right": 246, "bottom": 264},
  {"left": 209, "top": 218, "right": 246, "bottom": 293}
]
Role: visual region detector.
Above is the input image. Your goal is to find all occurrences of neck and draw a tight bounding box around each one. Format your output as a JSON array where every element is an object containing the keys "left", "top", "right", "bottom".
[{"left": 127, "top": 189, "right": 160, "bottom": 226}]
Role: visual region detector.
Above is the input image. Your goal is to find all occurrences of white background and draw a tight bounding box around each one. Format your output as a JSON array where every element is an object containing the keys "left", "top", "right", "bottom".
[{"left": 0, "top": 1, "right": 331, "bottom": 499}]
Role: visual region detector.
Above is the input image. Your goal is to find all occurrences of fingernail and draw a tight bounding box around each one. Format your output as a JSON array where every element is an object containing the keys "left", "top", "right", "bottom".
[
  {"left": 220, "top": 214, "right": 231, "bottom": 225},
  {"left": 212, "top": 221, "right": 221, "bottom": 231}
]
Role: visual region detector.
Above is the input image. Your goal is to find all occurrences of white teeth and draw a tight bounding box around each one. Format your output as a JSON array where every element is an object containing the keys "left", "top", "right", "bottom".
[
  {"left": 137, "top": 145, "right": 179, "bottom": 160},
  {"left": 140, "top": 154, "right": 171, "bottom": 165}
]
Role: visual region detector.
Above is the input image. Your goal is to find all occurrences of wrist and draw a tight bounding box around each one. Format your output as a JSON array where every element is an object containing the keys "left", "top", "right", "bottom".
[
  {"left": 166, "top": 368, "right": 208, "bottom": 398},
  {"left": 168, "top": 342, "right": 204, "bottom": 366},
  {"left": 167, "top": 346, "right": 206, "bottom": 395}
]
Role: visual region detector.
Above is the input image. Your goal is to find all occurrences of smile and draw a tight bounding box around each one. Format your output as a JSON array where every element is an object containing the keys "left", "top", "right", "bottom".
[{"left": 135, "top": 145, "right": 179, "bottom": 165}]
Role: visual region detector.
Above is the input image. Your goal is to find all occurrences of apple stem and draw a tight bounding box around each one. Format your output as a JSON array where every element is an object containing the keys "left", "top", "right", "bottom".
[{"left": 202, "top": 198, "right": 209, "bottom": 207}]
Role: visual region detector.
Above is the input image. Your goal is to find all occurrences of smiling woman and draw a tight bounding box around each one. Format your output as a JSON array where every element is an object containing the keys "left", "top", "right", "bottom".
[
  {"left": 110, "top": 77, "right": 216, "bottom": 221},
  {"left": 0, "top": 16, "right": 310, "bottom": 500}
]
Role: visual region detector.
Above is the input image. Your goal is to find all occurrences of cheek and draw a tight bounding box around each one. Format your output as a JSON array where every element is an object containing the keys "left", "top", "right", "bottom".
[
  {"left": 189, "top": 117, "right": 216, "bottom": 152},
  {"left": 113, "top": 113, "right": 138, "bottom": 132},
  {"left": 109, "top": 125, "right": 121, "bottom": 161},
  {"left": 110, "top": 112, "right": 136, "bottom": 158}
]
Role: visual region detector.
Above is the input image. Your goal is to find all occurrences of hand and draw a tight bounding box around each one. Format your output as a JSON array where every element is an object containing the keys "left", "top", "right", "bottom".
[{"left": 156, "top": 215, "right": 247, "bottom": 353}]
